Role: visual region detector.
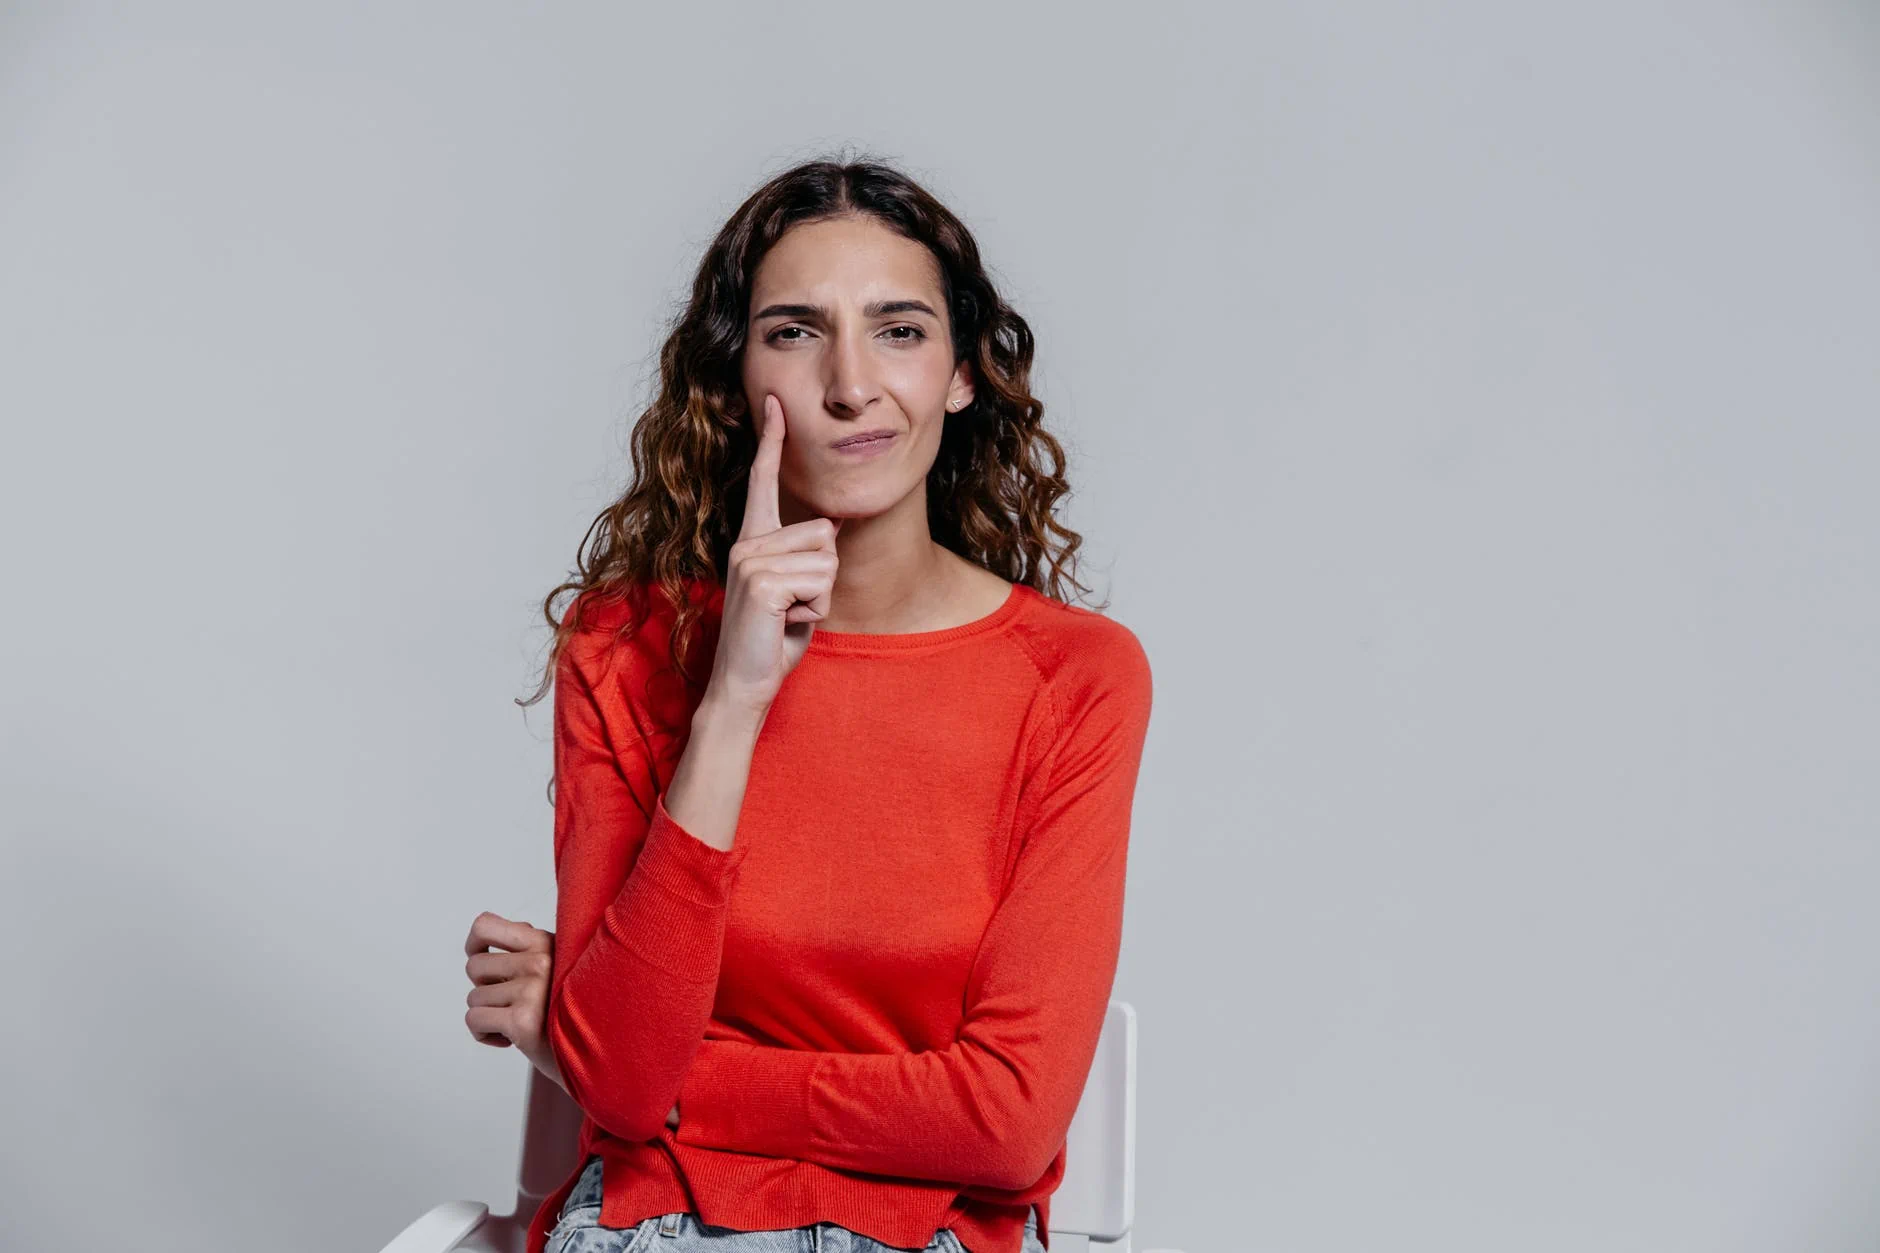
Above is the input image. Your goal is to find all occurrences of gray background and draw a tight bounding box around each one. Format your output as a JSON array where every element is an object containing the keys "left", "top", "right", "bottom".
[{"left": 3, "top": 3, "right": 1877, "bottom": 1252}]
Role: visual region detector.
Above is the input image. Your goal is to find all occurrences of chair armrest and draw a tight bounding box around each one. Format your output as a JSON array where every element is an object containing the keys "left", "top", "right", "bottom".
[{"left": 376, "top": 1200, "right": 493, "bottom": 1253}]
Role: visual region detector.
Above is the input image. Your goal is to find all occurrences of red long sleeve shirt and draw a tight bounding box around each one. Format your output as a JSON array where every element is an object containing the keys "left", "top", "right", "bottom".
[{"left": 524, "top": 576, "right": 1153, "bottom": 1253}]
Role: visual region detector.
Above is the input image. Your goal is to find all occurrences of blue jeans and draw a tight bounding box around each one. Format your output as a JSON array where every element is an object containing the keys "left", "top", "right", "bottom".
[{"left": 546, "top": 1154, "right": 1046, "bottom": 1253}]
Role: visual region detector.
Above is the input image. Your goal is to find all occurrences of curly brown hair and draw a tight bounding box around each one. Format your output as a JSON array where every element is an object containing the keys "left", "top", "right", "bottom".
[{"left": 517, "top": 152, "right": 1106, "bottom": 711}]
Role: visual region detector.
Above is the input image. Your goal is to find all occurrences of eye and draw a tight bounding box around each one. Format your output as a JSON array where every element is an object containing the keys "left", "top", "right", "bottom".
[{"left": 764, "top": 324, "right": 927, "bottom": 345}]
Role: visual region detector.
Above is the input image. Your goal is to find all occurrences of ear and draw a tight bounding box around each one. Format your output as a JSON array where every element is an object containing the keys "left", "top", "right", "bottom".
[{"left": 947, "top": 362, "right": 977, "bottom": 412}]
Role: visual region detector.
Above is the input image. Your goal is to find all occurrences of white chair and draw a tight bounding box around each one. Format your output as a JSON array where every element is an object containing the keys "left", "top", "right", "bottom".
[{"left": 380, "top": 1000, "right": 1184, "bottom": 1253}]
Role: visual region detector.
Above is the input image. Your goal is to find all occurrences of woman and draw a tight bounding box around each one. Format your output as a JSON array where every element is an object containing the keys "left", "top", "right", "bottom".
[{"left": 462, "top": 156, "right": 1153, "bottom": 1253}]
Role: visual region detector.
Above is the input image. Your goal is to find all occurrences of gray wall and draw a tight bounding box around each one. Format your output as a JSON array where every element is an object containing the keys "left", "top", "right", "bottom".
[{"left": 4, "top": 4, "right": 1877, "bottom": 1251}]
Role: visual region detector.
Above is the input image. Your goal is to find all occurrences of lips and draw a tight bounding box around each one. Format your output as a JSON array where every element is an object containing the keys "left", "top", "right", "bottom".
[{"left": 833, "top": 431, "right": 897, "bottom": 448}]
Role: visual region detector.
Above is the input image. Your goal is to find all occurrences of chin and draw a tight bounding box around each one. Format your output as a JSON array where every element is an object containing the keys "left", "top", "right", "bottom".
[{"left": 803, "top": 486, "right": 900, "bottom": 522}]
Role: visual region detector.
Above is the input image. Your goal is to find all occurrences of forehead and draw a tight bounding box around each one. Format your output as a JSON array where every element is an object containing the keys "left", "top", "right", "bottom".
[{"left": 750, "top": 215, "right": 943, "bottom": 308}]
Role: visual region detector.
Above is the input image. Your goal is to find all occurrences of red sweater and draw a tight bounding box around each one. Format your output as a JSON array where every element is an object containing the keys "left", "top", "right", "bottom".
[{"left": 525, "top": 577, "right": 1153, "bottom": 1253}]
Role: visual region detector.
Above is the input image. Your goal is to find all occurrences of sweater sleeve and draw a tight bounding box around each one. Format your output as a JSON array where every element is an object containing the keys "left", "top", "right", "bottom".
[
  {"left": 672, "top": 630, "right": 1152, "bottom": 1192},
  {"left": 546, "top": 633, "right": 751, "bottom": 1145}
]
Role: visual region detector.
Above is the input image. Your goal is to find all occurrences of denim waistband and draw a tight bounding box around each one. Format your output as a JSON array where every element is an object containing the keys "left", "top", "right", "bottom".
[{"left": 560, "top": 1155, "right": 1040, "bottom": 1237}]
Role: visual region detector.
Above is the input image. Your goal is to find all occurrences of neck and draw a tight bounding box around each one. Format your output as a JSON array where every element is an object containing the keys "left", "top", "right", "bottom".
[{"left": 820, "top": 536, "right": 963, "bottom": 635}]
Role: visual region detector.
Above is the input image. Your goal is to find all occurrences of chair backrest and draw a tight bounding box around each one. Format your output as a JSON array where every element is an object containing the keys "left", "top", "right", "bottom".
[
  {"left": 510, "top": 1000, "right": 1137, "bottom": 1243},
  {"left": 1054, "top": 1000, "right": 1137, "bottom": 1241}
]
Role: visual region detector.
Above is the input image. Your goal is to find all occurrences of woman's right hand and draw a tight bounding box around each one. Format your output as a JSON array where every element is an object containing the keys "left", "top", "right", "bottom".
[
  {"left": 707, "top": 392, "right": 842, "bottom": 716},
  {"left": 463, "top": 911, "right": 562, "bottom": 1087},
  {"left": 462, "top": 910, "right": 681, "bottom": 1129}
]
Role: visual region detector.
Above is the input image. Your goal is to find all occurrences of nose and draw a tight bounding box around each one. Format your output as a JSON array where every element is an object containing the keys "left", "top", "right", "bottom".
[{"left": 822, "top": 326, "right": 883, "bottom": 416}]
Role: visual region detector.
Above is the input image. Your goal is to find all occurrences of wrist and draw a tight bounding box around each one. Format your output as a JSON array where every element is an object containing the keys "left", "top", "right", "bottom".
[
  {"left": 531, "top": 1045, "right": 566, "bottom": 1094},
  {"left": 695, "top": 688, "right": 768, "bottom": 738}
]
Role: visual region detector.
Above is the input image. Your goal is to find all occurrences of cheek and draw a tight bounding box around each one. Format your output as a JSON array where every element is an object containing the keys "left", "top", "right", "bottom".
[
  {"left": 739, "top": 358, "right": 775, "bottom": 410},
  {"left": 741, "top": 341, "right": 808, "bottom": 391},
  {"left": 740, "top": 361, "right": 810, "bottom": 437},
  {"left": 885, "top": 368, "right": 951, "bottom": 420}
]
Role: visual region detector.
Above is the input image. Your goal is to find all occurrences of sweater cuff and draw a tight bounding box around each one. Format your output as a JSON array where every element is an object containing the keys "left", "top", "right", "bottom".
[
  {"left": 614, "top": 794, "right": 750, "bottom": 978},
  {"left": 674, "top": 1038, "right": 820, "bottom": 1159}
]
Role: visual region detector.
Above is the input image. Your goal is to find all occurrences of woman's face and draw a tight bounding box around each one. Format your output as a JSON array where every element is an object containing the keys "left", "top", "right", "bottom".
[{"left": 740, "top": 214, "right": 974, "bottom": 524}]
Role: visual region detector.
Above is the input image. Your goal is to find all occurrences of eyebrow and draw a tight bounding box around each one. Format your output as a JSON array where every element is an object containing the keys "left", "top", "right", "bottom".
[{"left": 751, "top": 298, "right": 940, "bottom": 323}]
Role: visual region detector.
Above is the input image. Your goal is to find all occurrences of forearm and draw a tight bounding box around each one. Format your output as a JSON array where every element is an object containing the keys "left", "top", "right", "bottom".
[
  {"left": 548, "top": 692, "right": 766, "bottom": 1141},
  {"left": 661, "top": 690, "right": 767, "bottom": 852},
  {"left": 675, "top": 1035, "right": 1059, "bottom": 1190}
]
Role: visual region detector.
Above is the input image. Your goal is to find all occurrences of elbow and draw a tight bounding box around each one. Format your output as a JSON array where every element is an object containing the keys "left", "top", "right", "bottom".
[
  {"left": 980, "top": 1154, "right": 1045, "bottom": 1194},
  {"left": 547, "top": 1002, "right": 669, "bottom": 1144},
  {"left": 965, "top": 1055, "right": 1071, "bottom": 1190},
  {"left": 980, "top": 1127, "right": 1061, "bottom": 1193},
  {"left": 590, "top": 1101, "right": 668, "bottom": 1146},
  {"left": 568, "top": 1082, "right": 667, "bottom": 1146},
  {"left": 980, "top": 1162, "right": 1035, "bottom": 1193}
]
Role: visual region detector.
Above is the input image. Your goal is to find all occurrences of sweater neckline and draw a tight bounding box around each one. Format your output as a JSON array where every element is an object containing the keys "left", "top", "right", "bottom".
[{"left": 804, "top": 581, "right": 1027, "bottom": 655}]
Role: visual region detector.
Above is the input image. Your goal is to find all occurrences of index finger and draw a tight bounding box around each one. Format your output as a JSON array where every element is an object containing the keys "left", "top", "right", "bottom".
[
  {"left": 739, "top": 393, "right": 784, "bottom": 540},
  {"left": 464, "top": 911, "right": 550, "bottom": 956}
]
